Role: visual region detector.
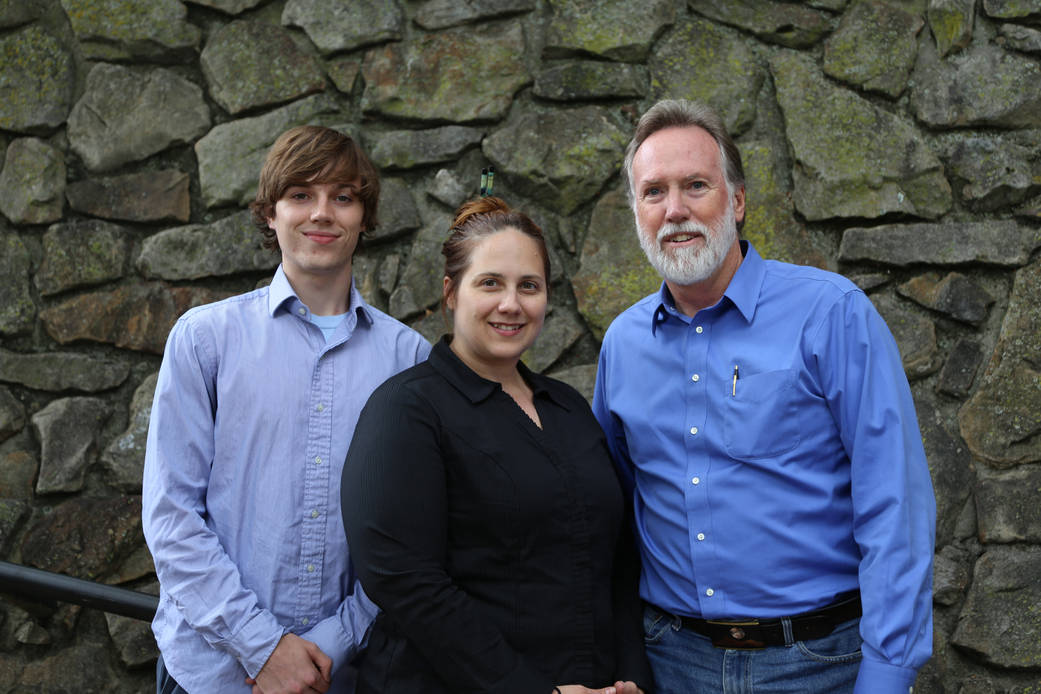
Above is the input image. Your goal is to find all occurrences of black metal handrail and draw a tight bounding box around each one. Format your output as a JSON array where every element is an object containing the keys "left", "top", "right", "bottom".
[{"left": 0, "top": 560, "right": 158, "bottom": 622}]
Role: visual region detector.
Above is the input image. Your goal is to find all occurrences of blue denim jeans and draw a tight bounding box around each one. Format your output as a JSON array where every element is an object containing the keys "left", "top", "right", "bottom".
[
  {"left": 156, "top": 655, "right": 188, "bottom": 694},
  {"left": 643, "top": 603, "right": 861, "bottom": 694}
]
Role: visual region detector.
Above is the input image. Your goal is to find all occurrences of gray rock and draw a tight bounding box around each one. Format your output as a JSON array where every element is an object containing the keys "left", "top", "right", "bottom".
[
  {"left": 428, "top": 168, "right": 469, "bottom": 209},
  {"left": 35, "top": 219, "right": 130, "bottom": 296},
  {"left": 534, "top": 60, "right": 648, "bottom": 101},
  {"left": 105, "top": 600, "right": 159, "bottom": 666},
  {"left": 959, "top": 259, "right": 1041, "bottom": 468},
  {"left": 947, "top": 136, "right": 1037, "bottom": 211},
  {"left": 366, "top": 126, "right": 484, "bottom": 171},
  {"left": 283, "top": 0, "right": 404, "bottom": 54},
  {"left": 999, "top": 22, "right": 1041, "bottom": 52},
  {"left": 911, "top": 37, "right": 1041, "bottom": 128},
  {"left": 0, "top": 0, "right": 41, "bottom": 27},
  {"left": 373, "top": 178, "right": 422, "bottom": 243},
  {"left": 325, "top": 56, "right": 361, "bottom": 94},
  {"left": 0, "top": 137, "right": 66, "bottom": 224},
  {"left": 688, "top": 0, "right": 833, "bottom": 48},
  {"left": 0, "top": 25, "right": 75, "bottom": 133},
  {"left": 544, "top": 0, "right": 675, "bottom": 61},
  {"left": 0, "top": 227, "right": 35, "bottom": 336},
  {"left": 195, "top": 93, "right": 342, "bottom": 208},
  {"left": 976, "top": 466, "right": 1041, "bottom": 543},
  {"left": 839, "top": 220, "right": 1034, "bottom": 266},
  {"left": 0, "top": 349, "right": 130, "bottom": 393},
  {"left": 20, "top": 495, "right": 143, "bottom": 580},
  {"left": 572, "top": 187, "right": 660, "bottom": 340},
  {"left": 951, "top": 545, "right": 1041, "bottom": 669},
  {"left": 0, "top": 388, "right": 24, "bottom": 443},
  {"left": 870, "top": 294, "right": 941, "bottom": 379},
  {"left": 771, "top": 51, "right": 951, "bottom": 221},
  {"left": 183, "top": 0, "right": 264, "bottom": 12},
  {"left": 546, "top": 363, "right": 596, "bottom": 404},
  {"left": 65, "top": 169, "right": 191, "bottom": 223},
  {"left": 59, "top": 0, "right": 200, "bottom": 61},
  {"left": 67, "top": 63, "right": 212, "bottom": 173},
  {"left": 361, "top": 23, "right": 529, "bottom": 123},
  {"left": 13, "top": 618, "right": 49, "bottom": 646},
  {"left": 822, "top": 0, "right": 924, "bottom": 97},
  {"left": 845, "top": 272, "right": 892, "bottom": 292},
  {"left": 409, "top": 309, "right": 448, "bottom": 345},
  {"left": 982, "top": 0, "right": 1041, "bottom": 19},
  {"left": 378, "top": 253, "right": 400, "bottom": 296},
  {"left": 390, "top": 212, "right": 452, "bottom": 320},
  {"left": 483, "top": 106, "right": 628, "bottom": 215},
  {"left": 928, "top": 0, "right": 975, "bottom": 56},
  {"left": 937, "top": 337, "right": 983, "bottom": 397},
  {"left": 415, "top": 0, "right": 535, "bottom": 29},
  {"left": 201, "top": 20, "right": 326, "bottom": 116},
  {"left": 31, "top": 396, "right": 113, "bottom": 494},
  {"left": 137, "top": 210, "right": 277, "bottom": 280},
  {"left": 0, "top": 449, "right": 36, "bottom": 501},
  {"left": 649, "top": 17, "right": 763, "bottom": 138},
  {"left": 897, "top": 272, "right": 994, "bottom": 325},
  {"left": 916, "top": 396, "right": 974, "bottom": 548},
  {"left": 521, "top": 307, "right": 584, "bottom": 373},
  {"left": 102, "top": 373, "right": 157, "bottom": 496},
  {"left": 933, "top": 545, "right": 972, "bottom": 606},
  {"left": 40, "top": 282, "right": 233, "bottom": 354},
  {"left": 17, "top": 644, "right": 113, "bottom": 692}
]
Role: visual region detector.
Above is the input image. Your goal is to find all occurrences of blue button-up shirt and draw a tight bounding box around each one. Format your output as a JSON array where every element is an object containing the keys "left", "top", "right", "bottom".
[
  {"left": 142, "top": 266, "right": 430, "bottom": 692},
  {"left": 593, "top": 242, "right": 934, "bottom": 693}
]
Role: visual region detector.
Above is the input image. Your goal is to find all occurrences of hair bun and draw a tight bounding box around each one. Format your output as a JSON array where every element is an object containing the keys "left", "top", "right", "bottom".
[{"left": 451, "top": 196, "right": 510, "bottom": 231}]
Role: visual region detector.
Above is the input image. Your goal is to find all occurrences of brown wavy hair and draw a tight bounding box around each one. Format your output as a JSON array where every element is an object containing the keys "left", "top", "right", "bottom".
[
  {"left": 441, "top": 197, "right": 551, "bottom": 312},
  {"left": 249, "top": 125, "right": 380, "bottom": 251}
]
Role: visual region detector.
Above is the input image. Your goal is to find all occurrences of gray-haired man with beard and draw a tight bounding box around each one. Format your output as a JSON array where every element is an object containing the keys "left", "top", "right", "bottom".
[{"left": 592, "top": 99, "right": 935, "bottom": 694}]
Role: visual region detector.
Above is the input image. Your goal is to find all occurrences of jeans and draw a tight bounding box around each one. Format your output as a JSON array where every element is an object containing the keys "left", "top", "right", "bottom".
[
  {"left": 156, "top": 655, "right": 189, "bottom": 694},
  {"left": 643, "top": 602, "right": 861, "bottom": 694}
]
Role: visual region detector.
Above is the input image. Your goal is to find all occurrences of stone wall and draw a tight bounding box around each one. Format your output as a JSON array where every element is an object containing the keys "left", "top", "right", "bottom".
[{"left": 0, "top": 0, "right": 1039, "bottom": 691}]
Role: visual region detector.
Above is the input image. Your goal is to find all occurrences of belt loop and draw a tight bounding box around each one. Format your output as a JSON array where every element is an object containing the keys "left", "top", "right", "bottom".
[{"left": 781, "top": 616, "right": 795, "bottom": 646}]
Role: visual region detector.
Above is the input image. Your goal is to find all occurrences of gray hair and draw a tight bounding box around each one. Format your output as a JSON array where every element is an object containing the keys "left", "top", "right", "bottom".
[{"left": 622, "top": 100, "right": 745, "bottom": 230}]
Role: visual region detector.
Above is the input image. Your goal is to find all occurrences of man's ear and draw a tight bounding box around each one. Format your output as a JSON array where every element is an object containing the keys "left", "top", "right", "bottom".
[{"left": 732, "top": 185, "right": 746, "bottom": 224}]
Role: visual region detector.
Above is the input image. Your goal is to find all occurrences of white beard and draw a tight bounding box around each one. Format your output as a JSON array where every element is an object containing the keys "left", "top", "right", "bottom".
[{"left": 638, "top": 201, "right": 738, "bottom": 286}]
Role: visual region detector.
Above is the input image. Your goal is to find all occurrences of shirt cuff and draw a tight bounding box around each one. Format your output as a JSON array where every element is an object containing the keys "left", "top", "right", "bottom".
[
  {"left": 854, "top": 657, "right": 919, "bottom": 694},
  {"left": 232, "top": 610, "right": 286, "bottom": 679},
  {"left": 301, "top": 589, "right": 380, "bottom": 674}
]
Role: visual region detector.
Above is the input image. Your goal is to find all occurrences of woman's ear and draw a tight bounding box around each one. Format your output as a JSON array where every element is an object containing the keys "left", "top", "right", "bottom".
[{"left": 443, "top": 276, "right": 455, "bottom": 311}]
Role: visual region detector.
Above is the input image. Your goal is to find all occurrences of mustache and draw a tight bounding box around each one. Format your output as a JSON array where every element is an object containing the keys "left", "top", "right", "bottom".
[{"left": 656, "top": 220, "right": 713, "bottom": 244}]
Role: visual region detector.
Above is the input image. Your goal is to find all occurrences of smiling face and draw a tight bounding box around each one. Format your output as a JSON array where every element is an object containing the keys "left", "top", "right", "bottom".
[
  {"left": 631, "top": 125, "right": 744, "bottom": 287},
  {"left": 267, "top": 180, "right": 364, "bottom": 289},
  {"left": 445, "top": 228, "right": 548, "bottom": 379}
]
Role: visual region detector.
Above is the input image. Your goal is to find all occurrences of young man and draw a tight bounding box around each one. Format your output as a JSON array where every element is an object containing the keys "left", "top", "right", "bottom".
[
  {"left": 143, "top": 126, "right": 430, "bottom": 694},
  {"left": 592, "top": 100, "right": 935, "bottom": 694}
]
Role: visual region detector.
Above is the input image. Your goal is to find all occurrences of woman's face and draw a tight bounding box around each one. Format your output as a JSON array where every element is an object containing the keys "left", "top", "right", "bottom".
[{"left": 445, "top": 228, "right": 548, "bottom": 377}]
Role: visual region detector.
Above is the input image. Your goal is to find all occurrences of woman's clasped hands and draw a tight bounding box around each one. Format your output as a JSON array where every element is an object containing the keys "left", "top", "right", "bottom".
[{"left": 556, "top": 682, "right": 644, "bottom": 694}]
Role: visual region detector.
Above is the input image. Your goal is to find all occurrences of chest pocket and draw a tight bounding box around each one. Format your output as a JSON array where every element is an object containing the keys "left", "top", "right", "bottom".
[{"left": 722, "top": 368, "right": 802, "bottom": 459}]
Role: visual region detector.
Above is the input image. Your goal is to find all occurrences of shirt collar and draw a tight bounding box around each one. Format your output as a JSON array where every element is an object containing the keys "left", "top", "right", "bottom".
[
  {"left": 267, "top": 264, "right": 374, "bottom": 327},
  {"left": 428, "top": 336, "right": 566, "bottom": 409},
  {"left": 649, "top": 240, "right": 764, "bottom": 333}
]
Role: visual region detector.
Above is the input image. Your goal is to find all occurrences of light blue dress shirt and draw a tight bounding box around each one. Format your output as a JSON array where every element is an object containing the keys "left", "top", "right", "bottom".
[
  {"left": 593, "top": 242, "right": 935, "bottom": 694},
  {"left": 142, "top": 266, "right": 430, "bottom": 693}
]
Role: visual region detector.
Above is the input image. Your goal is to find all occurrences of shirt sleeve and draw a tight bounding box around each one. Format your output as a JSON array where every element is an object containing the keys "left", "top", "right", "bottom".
[
  {"left": 141, "top": 317, "right": 285, "bottom": 678},
  {"left": 341, "top": 379, "right": 554, "bottom": 694},
  {"left": 593, "top": 334, "right": 636, "bottom": 495},
  {"left": 812, "top": 290, "right": 935, "bottom": 694},
  {"left": 299, "top": 579, "right": 379, "bottom": 674}
]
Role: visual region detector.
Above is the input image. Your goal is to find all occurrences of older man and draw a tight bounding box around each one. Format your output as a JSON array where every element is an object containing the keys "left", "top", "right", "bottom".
[{"left": 592, "top": 99, "right": 934, "bottom": 694}]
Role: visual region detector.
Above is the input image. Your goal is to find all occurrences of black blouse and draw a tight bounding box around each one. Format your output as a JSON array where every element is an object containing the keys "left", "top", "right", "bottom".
[{"left": 342, "top": 337, "right": 652, "bottom": 694}]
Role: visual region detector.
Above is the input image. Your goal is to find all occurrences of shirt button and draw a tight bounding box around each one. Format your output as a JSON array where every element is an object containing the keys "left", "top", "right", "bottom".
[
  {"left": 311, "top": 509, "right": 319, "bottom": 519},
  {"left": 695, "top": 326, "right": 703, "bottom": 334},
  {"left": 691, "top": 374, "right": 699, "bottom": 382},
  {"left": 307, "top": 564, "right": 315, "bottom": 573},
  {"left": 297, "top": 307, "right": 306, "bottom": 316},
  {"left": 705, "top": 588, "right": 714, "bottom": 597},
  {"left": 692, "top": 477, "right": 700, "bottom": 485},
  {"left": 316, "top": 403, "right": 324, "bottom": 412},
  {"left": 697, "top": 533, "right": 705, "bottom": 541},
  {"left": 302, "top": 617, "right": 309, "bottom": 625},
  {"left": 314, "top": 456, "right": 322, "bottom": 465},
  {"left": 689, "top": 426, "right": 698, "bottom": 435}
]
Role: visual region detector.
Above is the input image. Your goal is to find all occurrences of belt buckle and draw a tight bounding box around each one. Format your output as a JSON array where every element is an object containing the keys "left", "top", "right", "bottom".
[{"left": 705, "top": 619, "right": 766, "bottom": 650}]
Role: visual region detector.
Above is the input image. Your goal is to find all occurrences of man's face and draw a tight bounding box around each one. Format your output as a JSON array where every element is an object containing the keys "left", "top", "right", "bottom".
[
  {"left": 631, "top": 126, "right": 744, "bottom": 286},
  {"left": 266, "top": 180, "right": 364, "bottom": 287}
]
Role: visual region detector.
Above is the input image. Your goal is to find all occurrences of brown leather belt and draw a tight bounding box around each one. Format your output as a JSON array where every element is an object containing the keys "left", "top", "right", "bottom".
[{"left": 677, "top": 591, "right": 862, "bottom": 650}]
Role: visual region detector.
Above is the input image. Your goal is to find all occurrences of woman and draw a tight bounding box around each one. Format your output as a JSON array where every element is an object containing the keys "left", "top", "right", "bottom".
[{"left": 342, "top": 197, "right": 652, "bottom": 694}]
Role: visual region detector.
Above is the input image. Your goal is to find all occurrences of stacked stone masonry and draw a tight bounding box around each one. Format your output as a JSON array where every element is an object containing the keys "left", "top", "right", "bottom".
[{"left": 1, "top": 0, "right": 1040, "bottom": 691}]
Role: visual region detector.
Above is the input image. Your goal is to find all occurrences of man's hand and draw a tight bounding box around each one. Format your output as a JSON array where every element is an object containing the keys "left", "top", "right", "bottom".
[{"left": 245, "top": 633, "right": 332, "bottom": 694}]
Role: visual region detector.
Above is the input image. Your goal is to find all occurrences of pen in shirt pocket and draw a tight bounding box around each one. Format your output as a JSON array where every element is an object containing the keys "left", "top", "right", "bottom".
[{"left": 732, "top": 364, "right": 739, "bottom": 396}]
